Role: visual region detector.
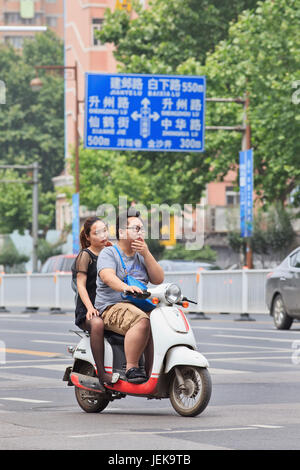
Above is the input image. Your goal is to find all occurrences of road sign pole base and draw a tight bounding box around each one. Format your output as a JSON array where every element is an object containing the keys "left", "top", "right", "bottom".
[
  {"left": 235, "top": 313, "right": 256, "bottom": 321},
  {"left": 189, "top": 311, "right": 210, "bottom": 320}
]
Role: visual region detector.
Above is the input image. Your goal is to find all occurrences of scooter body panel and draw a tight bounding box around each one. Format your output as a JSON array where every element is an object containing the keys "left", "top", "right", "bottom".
[
  {"left": 164, "top": 345, "right": 209, "bottom": 374},
  {"left": 150, "top": 306, "right": 197, "bottom": 375}
]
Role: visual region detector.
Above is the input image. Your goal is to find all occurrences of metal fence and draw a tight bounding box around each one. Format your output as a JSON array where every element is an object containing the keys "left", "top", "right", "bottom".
[{"left": 0, "top": 269, "right": 271, "bottom": 315}]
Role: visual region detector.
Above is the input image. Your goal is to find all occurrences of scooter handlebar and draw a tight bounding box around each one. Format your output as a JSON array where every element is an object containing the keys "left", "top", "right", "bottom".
[{"left": 123, "top": 289, "right": 151, "bottom": 299}]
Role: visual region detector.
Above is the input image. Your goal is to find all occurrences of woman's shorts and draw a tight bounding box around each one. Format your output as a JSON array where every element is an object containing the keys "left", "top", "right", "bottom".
[{"left": 101, "top": 302, "right": 149, "bottom": 336}]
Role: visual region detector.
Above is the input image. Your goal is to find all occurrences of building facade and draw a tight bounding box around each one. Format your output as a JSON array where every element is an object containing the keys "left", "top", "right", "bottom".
[{"left": 0, "top": 0, "right": 64, "bottom": 47}]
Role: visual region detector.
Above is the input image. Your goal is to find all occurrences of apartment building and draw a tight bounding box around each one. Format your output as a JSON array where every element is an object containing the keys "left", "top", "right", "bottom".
[{"left": 0, "top": 0, "right": 64, "bottom": 47}]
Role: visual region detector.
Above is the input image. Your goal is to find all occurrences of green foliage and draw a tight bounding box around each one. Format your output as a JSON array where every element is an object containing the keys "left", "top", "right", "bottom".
[
  {"left": 99, "top": 0, "right": 260, "bottom": 72},
  {"left": 0, "top": 30, "right": 65, "bottom": 234},
  {"left": 0, "top": 170, "right": 32, "bottom": 234},
  {"left": 0, "top": 31, "right": 65, "bottom": 192},
  {"left": 161, "top": 243, "right": 217, "bottom": 262},
  {"left": 0, "top": 237, "right": 29, "bottom": 272},
  {"left": 91, "top": 0, "right": 262, "bottom": 207},
  {"left": 202, "top": 0, "right": 300, "bottom": 204},
  {"left": 228, "top": 205, "right": 296, "bottom": 264},
  {"left": 37, "top": 238, "right": 62, "bottom": 265}
]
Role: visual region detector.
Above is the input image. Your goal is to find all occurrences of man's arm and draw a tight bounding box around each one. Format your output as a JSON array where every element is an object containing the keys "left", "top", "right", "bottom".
[
  {"left": 100, "top": 268, "right": 144, "bottom": 294},
  {"left": 131, "top": 239, "right": 164, "bottom": 285}
]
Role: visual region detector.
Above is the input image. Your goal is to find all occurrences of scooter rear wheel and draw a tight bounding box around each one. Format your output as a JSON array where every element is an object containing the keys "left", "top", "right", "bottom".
[
  {"left": 169, "top": 366, "right": 211, "bottom": 417},
  {"left": 74, "top": 363, "right": 110, "bottom": 413}
]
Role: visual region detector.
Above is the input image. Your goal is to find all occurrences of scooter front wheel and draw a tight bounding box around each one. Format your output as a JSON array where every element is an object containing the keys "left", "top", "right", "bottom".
[{"left": 169, "top": 366, "right": 211, "bottom": 417}]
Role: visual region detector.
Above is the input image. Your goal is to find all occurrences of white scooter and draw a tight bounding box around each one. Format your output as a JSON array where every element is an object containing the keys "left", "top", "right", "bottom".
[{"left": 63, "top": 283, "right": 212, "bottom": 417}]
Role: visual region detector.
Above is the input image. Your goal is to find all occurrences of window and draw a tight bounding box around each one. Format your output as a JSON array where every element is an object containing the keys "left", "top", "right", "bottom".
[
  {"left": 290, "top": 251, "right": 300, "bottom": 269},
  {"left": 226, "top": 186, "right": 240, "bottom": 206},
  {"left": 92, "top": 18, "right": 103, "bottom": 47},
  {"left": 46, "top": 16, "right": 58, "bottom": 27},
  {"left": 4, "top": 12, "right": 43, "bottom": 25},
  {"left": 4, "top": 36, "right": 25, "bottom": 49},
  {"left": 4, "top": 13, "right": 21, "bottom": 24}
]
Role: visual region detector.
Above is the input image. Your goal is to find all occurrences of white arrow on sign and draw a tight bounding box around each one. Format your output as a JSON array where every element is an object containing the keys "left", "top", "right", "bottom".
[{"left": 131, "top": 99, "right": 160, "bottom": 138}]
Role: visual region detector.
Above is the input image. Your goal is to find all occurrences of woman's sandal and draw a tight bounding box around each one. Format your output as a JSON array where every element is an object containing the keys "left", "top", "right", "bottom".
[
  {"left": 104, "top": 372, "right": 120, "bottom": 386},
  {"left": 125, "top": 367, "right": 147, "bottom": 384}
]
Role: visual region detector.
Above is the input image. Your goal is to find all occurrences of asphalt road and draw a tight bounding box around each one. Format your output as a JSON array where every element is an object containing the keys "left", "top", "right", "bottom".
[{"left": 0, "top": 308, "right": 300, "bottom": 452}]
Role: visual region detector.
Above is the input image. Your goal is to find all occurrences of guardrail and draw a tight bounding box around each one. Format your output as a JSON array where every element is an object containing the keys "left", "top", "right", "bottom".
[{"left": 0, "top": 269, "right": 272, "bottom": 316}]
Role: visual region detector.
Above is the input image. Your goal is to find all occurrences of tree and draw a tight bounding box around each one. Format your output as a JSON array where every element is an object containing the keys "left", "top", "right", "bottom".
[
  {"left": 201, "top": 0, "right": 300, "bottom": 205},
  {"left": 0, "top": 30, "right": 65, "bottom": 193},
  {"left": 99, "top": 0, "right": 261, "bottom": 72},
  {"left": 0, "top": 30, "right": 65, "bottom": 234},
  {"left": 95, "top": 0, "right": 300, "bottom": 208},
  {"left": 228, "top": 205, "right": 296, "bottom": 267}
]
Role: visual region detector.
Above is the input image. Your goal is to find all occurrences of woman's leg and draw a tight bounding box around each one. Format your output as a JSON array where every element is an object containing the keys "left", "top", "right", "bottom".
[{"left": 82, "top": 316, "right": 112, "bottom": 384}]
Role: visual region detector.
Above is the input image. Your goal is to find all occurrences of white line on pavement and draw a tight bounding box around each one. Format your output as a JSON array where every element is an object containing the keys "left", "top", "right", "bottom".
[
  {"left": 0, "top": 397, "right": 51, "bottom": 404},
  {"left": 214, "top": 334, "right": 296, "bottom": 343},
  {"left": 69, "top": 424, "right": 283, "bottom": 439}
]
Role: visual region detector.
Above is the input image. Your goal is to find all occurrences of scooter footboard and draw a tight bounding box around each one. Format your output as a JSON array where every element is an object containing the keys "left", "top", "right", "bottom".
[{"left": 164, "top": 346, "right": 209, "bottom": 373}]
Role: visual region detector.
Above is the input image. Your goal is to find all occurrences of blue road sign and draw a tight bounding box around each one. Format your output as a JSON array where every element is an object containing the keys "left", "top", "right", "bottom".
[
  {"left": 72, "top": 193, "right": 80, "bottom": 254},
  {"left": 239, "top": 149, "right": 253, "bottom": 238},
  {"left": 84, "top": 73, "right": 206, "bottom": 152}
]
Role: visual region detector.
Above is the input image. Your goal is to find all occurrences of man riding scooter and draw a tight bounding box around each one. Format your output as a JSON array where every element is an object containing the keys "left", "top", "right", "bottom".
[{"left": 95, "top": 209, "right": 164, "bottom": 384}]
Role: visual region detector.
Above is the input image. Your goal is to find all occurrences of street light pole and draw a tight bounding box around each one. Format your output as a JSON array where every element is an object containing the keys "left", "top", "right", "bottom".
[{"left": 32, "top": 162, "right": 39, "bottom": 273}]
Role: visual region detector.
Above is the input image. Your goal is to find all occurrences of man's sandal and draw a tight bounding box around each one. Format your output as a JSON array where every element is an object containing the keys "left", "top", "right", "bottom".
[{"left": 125, "top": 367, "right": 147, "bottom": 384}]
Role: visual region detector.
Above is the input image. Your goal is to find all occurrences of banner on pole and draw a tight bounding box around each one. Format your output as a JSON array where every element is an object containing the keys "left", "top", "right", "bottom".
[{"left": 239, "top": 149, "right": 253, "bottom": 238}]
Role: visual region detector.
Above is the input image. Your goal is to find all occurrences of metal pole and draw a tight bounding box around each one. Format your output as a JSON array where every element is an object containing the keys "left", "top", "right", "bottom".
[
  {"left": 74, "top": 61, "right": 80, "bottom": 194},
  {"left": 242, "top": 93, "right": 253, "bottom": 269},
  {"left": 32, "top": 162, "right": 39, "bottom": 272}
]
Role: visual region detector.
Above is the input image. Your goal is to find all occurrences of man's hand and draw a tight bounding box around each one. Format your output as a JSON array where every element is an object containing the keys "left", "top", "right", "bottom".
[
  {"left": 124, "top": 285, "right": 144, "bottom": 295},
  {"left": 131, "top": 237, "right": 149, "bottom": 257}
]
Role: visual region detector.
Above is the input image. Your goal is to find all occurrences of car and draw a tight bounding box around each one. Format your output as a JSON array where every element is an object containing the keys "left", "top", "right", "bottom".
[
  {"left": 158, "top": 259, "right": 219, "bottom": 272},
  {"left": 266, "top": 246, "right": 300, "bottom": 329},
  {"left": 41, "top": 254, "right": 76, "bottom": 273}
]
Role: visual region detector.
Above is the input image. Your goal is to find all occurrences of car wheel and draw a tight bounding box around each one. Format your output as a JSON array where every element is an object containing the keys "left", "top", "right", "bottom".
[{"left": 272, "top": 294, "right": 293, "bottom": 330}]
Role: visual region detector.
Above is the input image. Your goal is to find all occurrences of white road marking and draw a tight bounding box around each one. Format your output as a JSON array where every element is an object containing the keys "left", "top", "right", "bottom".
[
  {"left": 31, "top": 340, "right": 76, "bottom": 346},
  {"left": 0, "top": 397, "right": 51, "bottom": 404},
  {"left": 69, "top": 424, "right": 283, "bottom": 439},
  {"left": 214, "top": 334, "right": 295, "bottom": 343},
  {"left": 209, "top": 368, "right": 248, "bottom": 374}
]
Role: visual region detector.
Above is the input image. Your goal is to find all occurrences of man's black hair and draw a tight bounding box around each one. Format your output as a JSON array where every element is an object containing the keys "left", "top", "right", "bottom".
[{"left": 116, "top": 208, "right": 141, "bottom": 240}]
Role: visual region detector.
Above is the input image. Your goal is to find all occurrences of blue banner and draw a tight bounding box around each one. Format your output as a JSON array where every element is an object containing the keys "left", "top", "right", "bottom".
[
  {"left": 239, "top": 149, "right": 253, "bottom": 238},
  {"left": 72, "top": 193, "right": 80, "bottom": 254},
  {"left": 84, "top": 73, "right": 206, "bottom": 152}
]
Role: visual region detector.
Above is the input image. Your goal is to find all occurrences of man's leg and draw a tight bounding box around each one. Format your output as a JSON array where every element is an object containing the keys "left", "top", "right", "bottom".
[
  {"left": 101, "top": 303, "right": 151, "bottom": 375},
  {"left": 124, "top": 317, "right": 150, "bottom": 371}
]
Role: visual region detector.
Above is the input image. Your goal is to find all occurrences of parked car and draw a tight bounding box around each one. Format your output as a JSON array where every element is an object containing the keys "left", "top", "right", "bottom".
[
  {"left": 41, "top": 254, "right": 76, "bottom": 273},
  {"left": 158, "top": 259, "right": 219, "bottom": 272},
  {"left": 266, "top": 247, "right": 300, "bottom": 329}
]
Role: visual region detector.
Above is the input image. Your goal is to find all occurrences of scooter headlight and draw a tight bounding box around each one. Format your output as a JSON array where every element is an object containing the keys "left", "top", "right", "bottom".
[{"left": 165, "top": 284, "right": 182, "bottom": 304}]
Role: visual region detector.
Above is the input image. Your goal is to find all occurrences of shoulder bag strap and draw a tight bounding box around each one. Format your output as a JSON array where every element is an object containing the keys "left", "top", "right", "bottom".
[{"left": 113, "top": 245, "right": 128, "bottom": 275}]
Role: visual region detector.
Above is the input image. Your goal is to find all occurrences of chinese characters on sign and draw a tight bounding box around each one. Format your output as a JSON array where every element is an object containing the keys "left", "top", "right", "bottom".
[
  {"left": 239, "top": 149, "right": 253, "bottom": 238},
  {"left": 84, "top": 73, "right": 206, "bottom": 152}
]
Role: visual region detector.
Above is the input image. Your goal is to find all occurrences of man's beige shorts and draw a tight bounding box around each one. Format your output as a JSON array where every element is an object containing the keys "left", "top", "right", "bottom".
[{"left": 101, "top": 302, "right": 149, "bottom": 335}]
